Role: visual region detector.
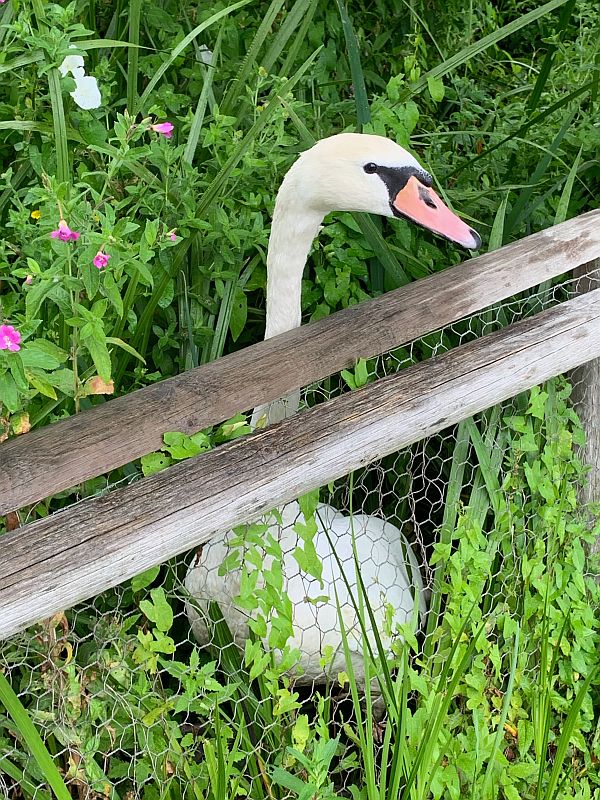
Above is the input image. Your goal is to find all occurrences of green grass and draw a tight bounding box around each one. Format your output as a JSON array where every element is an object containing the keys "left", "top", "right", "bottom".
[{"left": 1, "top": 0, "right": 599, "bottom": 797}]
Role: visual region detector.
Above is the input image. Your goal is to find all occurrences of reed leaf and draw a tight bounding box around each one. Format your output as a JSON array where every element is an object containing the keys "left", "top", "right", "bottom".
[
  {"left": 135, "top": 0, "right": 251, "bottom": 114},
  {"left": 396, "top": 0, "right": 570, "bottom": 104},
  {"left": 0, "top": 672, "right": 72, "bottom": 800}
]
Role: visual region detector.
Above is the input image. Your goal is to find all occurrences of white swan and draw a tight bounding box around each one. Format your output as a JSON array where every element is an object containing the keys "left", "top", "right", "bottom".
[{"left": 185, "top": 133, "right": 480, "bottom": 686}]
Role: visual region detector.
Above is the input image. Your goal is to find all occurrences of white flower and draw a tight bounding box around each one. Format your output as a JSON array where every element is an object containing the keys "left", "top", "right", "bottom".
[
  {"left": 70, "top": 74, "right": 102, "bottom": 110},
  {"left": 58, "top": 52, "right": 85, "bottom": 77},
  {"left": 58, "top": 45, "right": 102, "bottom": 110}
]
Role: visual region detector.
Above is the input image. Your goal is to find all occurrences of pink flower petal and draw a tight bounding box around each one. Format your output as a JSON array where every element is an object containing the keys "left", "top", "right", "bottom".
[
  {"left": 151, "top": 122, "right": 174, "bottom": 138},
  {"left": 50, "top": 219, "right": 81, "bottom": 242},
  {"left": 93, "top": 250, "right": 110, "bottom": 269},
  {"left": 0, "top": 324, "right": 21, "bottom": 352}
]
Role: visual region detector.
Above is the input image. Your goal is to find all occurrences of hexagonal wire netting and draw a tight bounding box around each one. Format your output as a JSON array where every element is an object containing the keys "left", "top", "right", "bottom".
[{"left": 1, "top": 268, "right": 599, "bottom": 800}]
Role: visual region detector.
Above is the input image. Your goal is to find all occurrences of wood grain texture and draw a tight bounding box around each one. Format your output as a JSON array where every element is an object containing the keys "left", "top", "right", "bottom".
[
  {"left": 570, "top": 260, "right": 600, "bottom": 556},
  {"left": 2, "top": 288, "right": 600, "bottom": 639},
  {"left": 1, "top": 209, "right": 600, "bottom": 514}
]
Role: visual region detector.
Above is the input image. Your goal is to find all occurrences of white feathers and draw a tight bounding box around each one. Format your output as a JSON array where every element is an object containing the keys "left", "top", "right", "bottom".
[
  {"left": 185, "top": 501, "right": 426, "bottom": 683},
  {"left": 185, "top": 133, "right": 429, "bottom": 690}
]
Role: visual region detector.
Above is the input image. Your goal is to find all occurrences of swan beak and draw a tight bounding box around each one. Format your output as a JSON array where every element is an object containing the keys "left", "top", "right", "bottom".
[{"left": 392, "top": 176, "right": 481, "bottom": 250}]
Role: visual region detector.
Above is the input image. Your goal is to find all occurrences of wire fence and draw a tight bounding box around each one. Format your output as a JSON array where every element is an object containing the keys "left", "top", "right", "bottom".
[{"left": 1, "top": 270, "right": 600, "bottom": 800}]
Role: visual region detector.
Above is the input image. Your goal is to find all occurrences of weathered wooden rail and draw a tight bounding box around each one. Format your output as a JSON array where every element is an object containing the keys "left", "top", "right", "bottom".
[
  {"left": 1, "top": 209, "right": 599, "bottom": 514},
  {"left": 1, "top": 210, "right": 600, "bottom": 639}
]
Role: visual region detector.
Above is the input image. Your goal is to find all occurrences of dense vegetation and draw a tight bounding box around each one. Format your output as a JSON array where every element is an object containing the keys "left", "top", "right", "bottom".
[{"left": 0, "top": 0, "right": 599, "bottom": 798}]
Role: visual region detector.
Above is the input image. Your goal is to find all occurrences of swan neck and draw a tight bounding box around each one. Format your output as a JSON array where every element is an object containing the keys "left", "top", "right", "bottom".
[{"left": 265, "top": 178, "right": 323, "bottom": 340}]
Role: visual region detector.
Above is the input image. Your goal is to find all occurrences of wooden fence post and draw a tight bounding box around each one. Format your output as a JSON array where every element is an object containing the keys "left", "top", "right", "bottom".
[{"left": 571, "top": 258, "right": 600, "bottom": 558}]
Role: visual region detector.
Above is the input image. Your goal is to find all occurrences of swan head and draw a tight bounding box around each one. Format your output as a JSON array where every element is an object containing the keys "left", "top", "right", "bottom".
[{"left": 284, "top": 132, "right": 481, "bottom": 250}]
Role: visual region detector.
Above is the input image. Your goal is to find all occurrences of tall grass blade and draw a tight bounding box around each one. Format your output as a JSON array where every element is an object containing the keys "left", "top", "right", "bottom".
[
  {"left": 355, "top": 214, "right": 410, "bottom": 286},
  {"left": 464, "top": 417, "right": 502, "bottom": 515},
  {"left": 184, "top": 31, "right": 222, "bottom": 165},
  {"left": 333, "top": 585, "right": 379, "bottom": 800},
  {"left": 544, "top": 667, "right": 597, "bottom": 800},
  {"left": 453, "top": 79, "right": 595, "bottom": 176},
  {"left": 482, "top": 624, "right": 520, "bottom": 795},
  {"left": 129, "top": 48, "right": 322, "bottom": 366},
  {"left": 220, "top": 0, "right": 286, "bottom": 115},
  {"left": 135, "top": 0, "right": 250, "bottom": 114},
  {"left": 335, "top": 0, "right": 370, "bottom": 129},
  {"left": 126, "top": 0, "right": 142, "bottom": 111},
  {"left": 403, "top": 616, "right": 486, "bottom": 798},
  {"left": 0, "top": 52, "right": 44, "bottom": 75},
  {"left": 505, "top": 108, "right": 575, "bottom": 236},
  {"left": 424, "top": 419, "right": 471, "bottom": 653},
  {"left": 0, "top": 672, "right": 72, "bottom": 800},
  {"left": 46, "top": 69, "right": 70, "bottom": 184},
  {"left": 279, "top": 0, "right": 318, "bottom": 77},
  {"left": 488, "top": 192, "right": 509, "bottom": 251},
  {"left": 526, "top": 0, "right": 576, "bottom": 111},
  {"left": 261, "top": 0, "right": 313, "bottom": 75},
  {"left": 396, "top": 0, "right": 569, "bottom": 104},
  {"left": 553, "top": 144, "right": 583, "bottom": 225}
]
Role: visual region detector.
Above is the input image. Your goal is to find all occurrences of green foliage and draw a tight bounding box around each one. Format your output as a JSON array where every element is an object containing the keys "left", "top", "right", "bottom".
[{"left": 1, "top": 0, "right": 600, "bottom": 797}]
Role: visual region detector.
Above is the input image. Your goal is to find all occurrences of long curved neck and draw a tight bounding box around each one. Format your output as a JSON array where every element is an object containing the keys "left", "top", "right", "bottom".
[{"left": 264, "top": 170, "right": 323, "bottom": 340}]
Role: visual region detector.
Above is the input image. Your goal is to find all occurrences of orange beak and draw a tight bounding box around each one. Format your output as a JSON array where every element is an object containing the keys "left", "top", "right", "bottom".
[{"left": 392, "top": 176, "right": 481, "bottom": 250}]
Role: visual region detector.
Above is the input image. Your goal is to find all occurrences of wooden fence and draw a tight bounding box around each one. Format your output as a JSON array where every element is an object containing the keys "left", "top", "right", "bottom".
[{"left": 1, "top": 209, "right": 600, "bottom": 640}]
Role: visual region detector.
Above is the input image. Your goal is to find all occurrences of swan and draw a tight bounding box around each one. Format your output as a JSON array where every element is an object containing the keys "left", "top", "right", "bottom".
[{"left": 185, "top": 133, "right": 480, "bottom": 686}]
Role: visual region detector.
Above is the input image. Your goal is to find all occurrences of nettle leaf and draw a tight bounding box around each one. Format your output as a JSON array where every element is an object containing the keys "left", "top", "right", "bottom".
[
  {"left": 354, "top": 357, "right": 369, "bottom": 388},
  {"left": 0, "top": 371, "right": 19, "bottom": 412},
  {"left": 25, "top": 279, "right": 55, "bottom": 319},
  {"left": 130, "top": 258, "right": 154, "bottom": 288},
  {"left": 78, "top": 117, "right": 108, "bottom": 146},
  {"left": 101, "top": 272, "right": 123, "bottom": 317},
  {"left": 163, "top": 431, "right": 211, "bottom": 460},
  {"left": 131, "top": 565, "right": 161, "bottom": 593},
  {"left": 20, "top": 339, "right": 69, "bottom": 370},
  {"left": 81, "top": 257, "right": 101, "bottom": 300},
  {"left": 427, "top": 74, "right": 445, "bottom": 102},
  {"left": 9, "top": 356, "right": 28, "bottom": 391},
  {"left": 527, "top": 387, "right": 548, "bottom": 420},
  {"left": 141, "top": 452, "right": 173, "bottom": 477},
  {"left": 27, "top": 372, "right": 57, "bottom": 400},
  {"left": 229, "top": 287, "right": 247, "bottom": 342},
  {"left": 82, "top": 332, "right": 112, "bottom": 382},
  {"left": 139, "top": 588, "right": 174, "bottom": 633},
  {"left": 157, "top": 278, "right": 174, "bottom": 309},
  {"left": 144, "top": 219, "right": 159, "bottom": 246},
  {"left": 298, "top": 489, "right": 319, "bottom": 520},
  {"left": 293, "top": 540, "right": 323, "bottom": 583}
]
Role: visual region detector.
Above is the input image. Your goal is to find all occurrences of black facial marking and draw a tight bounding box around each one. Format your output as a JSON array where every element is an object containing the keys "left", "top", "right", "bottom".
[
  {"left": 363, "top": 162, "right": 378, "bottom": 174},
  {"left": 375, "top": 165, "right": 433, "bottom": 200}
]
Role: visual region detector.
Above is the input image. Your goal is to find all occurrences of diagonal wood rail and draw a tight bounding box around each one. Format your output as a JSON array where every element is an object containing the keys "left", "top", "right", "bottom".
[
  {"left": 1, "top": 209, "right": 600, "bottom": 514},
  {"left": 2, "top": 287, "right": 600, "bottom": 639}
]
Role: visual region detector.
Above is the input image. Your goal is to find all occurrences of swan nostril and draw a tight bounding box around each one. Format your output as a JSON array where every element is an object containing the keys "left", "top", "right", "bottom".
[{"left": 418, "top": 185, "right": 437, "bottom": 209}]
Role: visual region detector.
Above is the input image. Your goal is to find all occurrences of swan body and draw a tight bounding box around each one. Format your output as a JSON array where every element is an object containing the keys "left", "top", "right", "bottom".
[
  {"left": 186, "top": 500, "right": 426, "bottom": 683},
  {"left": 185, "top": 133, "right": 480, "bottom": 686}
]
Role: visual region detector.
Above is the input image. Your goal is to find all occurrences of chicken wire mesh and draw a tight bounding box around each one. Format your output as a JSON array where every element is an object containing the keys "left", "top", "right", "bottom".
[{"left": 1, "top": 269, "right": 600, "bottom": 800}]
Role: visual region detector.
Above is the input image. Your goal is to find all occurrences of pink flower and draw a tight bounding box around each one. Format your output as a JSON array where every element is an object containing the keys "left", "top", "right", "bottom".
[
  {"left": 151, "top": 122, "right": 174, "bottom": 139},
  {"left": 0, "top": 324, "right": 21, "bottom": 352},
  {"left": 168, "top": 229, "right": 177, "bottom": 242},
  {"left": 24, "top": 275, "right": 33, "bottom": 285},
  {"left": 50, "top": 219, "right": 80, "bottom": 242},
  {"left": 93, "top": 250, "right": 110, "bottom": 269}
]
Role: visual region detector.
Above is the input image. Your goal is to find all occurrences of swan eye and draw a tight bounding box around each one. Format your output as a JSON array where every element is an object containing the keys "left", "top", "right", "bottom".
[{"left": 363, "top": 162, "right": 378, "bottom": 174}]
